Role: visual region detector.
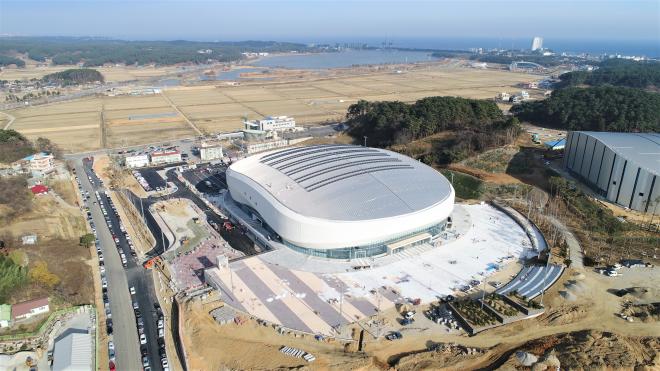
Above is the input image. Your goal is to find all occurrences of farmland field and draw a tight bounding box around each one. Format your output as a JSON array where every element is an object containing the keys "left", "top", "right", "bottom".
[{"left": 4, "top": 65, "right": 540, "bottom": 152}]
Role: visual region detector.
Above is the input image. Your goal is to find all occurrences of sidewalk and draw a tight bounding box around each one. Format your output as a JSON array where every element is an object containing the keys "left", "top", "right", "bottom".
[{"left": 547, "top": 215, "right": 584, "bottom": 270}]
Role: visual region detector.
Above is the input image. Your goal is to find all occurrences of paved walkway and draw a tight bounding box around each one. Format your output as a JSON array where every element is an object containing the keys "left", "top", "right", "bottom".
[
  {"left": 206, "top": 204, "right": 538, "bottom": 336},
  {"left": 547, "top": 216, "right": 584, "bottom": 270}
]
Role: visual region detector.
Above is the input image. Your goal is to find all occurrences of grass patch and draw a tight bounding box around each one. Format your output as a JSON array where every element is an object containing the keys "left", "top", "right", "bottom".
[
  {"left": 440, "top": 169, "right": 484, "bottom": 200},
  {"left": 463, "top": 147, "right": 519, "bottom": 173}
]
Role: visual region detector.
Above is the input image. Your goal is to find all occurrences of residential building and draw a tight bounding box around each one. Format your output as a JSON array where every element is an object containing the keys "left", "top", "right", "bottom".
[
  {"left": 21, "top": 234, "right": 37, "bottom": 245},
  {"left": 125, "top": 154, "right": 149, "bottom": 168},
  {"left": 20, "top": 152, "right": 54, "bottom": 175},
  {"left": 244, "top": 116, "right": 296, "bottom": 132},
  {"left": 199, "top": 141, "right": 224, "bottom": 161},
  {"left": 30, "top": 184, "right": 49, "bottom": 195},
  {"left": 0, "top": 304, "right": 11, "bottom": 327},
  {"left": 12, "top": 297, "right": 49, "bottom": 320},
  {"left": 150, "top": 151, "right": 182, "bottom": 166}
]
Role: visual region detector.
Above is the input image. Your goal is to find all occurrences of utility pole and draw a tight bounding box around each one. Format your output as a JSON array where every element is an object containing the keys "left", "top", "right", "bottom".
[{"left": 363, "top": 136, "right": 368, "bottom": 147}]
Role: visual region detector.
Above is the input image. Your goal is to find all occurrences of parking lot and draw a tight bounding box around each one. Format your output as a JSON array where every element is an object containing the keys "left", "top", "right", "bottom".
[
  {"left": 134, "top": 168, "right": 168, "bottom": 192},
  {"left": 180, "top": 163, "right": 227, "bottom": 193}
]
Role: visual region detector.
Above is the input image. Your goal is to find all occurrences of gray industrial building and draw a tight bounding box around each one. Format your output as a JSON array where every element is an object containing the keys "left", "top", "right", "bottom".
[{"left": 564, "top": 131, "right": 660, "bottom": 215}]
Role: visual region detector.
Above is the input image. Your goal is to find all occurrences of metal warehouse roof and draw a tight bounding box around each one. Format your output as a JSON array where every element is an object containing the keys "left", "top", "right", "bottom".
[
  {"left": 53, "top": 330, "right": 92, "bottom": 371},
  {"left": 230, "top": 145, "right": 453, "bottom": 221},
  {"left": 575, "top": 132, "right": 660, "bottom": 176}
]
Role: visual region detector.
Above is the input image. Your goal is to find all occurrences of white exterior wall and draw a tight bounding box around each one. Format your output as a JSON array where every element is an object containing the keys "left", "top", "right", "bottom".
[
  {"left": 226, "top": 167, "right": 455, "bottom": 250},
  {"left": 151, "top": 153, "right": 182, "bottom": 165},
  {"left": 125, "top": 155, "right": 149, "bottom": 168},
  {"left": 201, "top": 146, "right": 223, "bottom": 161}
]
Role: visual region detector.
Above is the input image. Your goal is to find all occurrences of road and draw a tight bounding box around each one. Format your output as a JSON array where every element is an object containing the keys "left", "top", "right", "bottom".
[
  {"left": 78, "top": 159, "right": 165, "bottom": 371},
  {"left": 75, "top": 161, "right": 142, "bottom": 371}
]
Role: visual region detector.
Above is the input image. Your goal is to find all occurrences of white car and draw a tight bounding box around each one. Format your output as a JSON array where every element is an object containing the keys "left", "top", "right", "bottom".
[
  {"left": 130, "top": 286, "right": 136, "bottom": 295},
  {"left": 157, "top": 319, "right": 164, "bottom": 329},
  {"left": 162, "top": 359, "right": 169, "bottom": 368},
  {"left": 158, "top": 328, "right": 164, "bottom": 338},
  {"left": 133, "top": 301, "right": 139, "bottom": 310},
  {"left": 139, "top": 333, "right": 147, "bottom": 345},
  {"left": 108, "top": 341, "right": 115, "bottom": 352}
]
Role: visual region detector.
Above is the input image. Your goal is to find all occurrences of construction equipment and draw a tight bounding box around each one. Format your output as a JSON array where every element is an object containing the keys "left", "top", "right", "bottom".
[{"left": 143, "top": 256, "right": 162, "bottom": 270}]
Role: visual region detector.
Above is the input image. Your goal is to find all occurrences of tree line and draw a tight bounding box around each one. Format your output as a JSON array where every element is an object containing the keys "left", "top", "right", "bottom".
[
  {"left": 511, "top": 86, "right": 660, "bottom": 132},
  {"left": 0, "top": 37, "right": 315, "bottom": 67},
  {"left": 346, "top": 97, "right": 522, "bottom": 164},
  {"left": 558, "top": 59, "right": 660, "bottom": 89},
  {"left": 0, "top": 55, "right": 25, "bottom": 67}
]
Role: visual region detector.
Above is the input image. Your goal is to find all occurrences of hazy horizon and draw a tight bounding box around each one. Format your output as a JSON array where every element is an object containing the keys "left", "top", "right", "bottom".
[{"left": 1, "top": 1, "right": 658, "bottom": 43}]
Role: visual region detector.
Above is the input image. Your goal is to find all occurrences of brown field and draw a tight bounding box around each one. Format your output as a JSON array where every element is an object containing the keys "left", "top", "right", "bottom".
[
  {"left": 6, "top": 65, "right": 538, "bottom": 152},
  {"left": 0, "top": 64, "right": 182, "bottom": 83}
]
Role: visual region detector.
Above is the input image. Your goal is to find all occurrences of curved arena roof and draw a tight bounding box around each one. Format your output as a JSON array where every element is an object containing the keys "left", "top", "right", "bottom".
[{"left": 228, "top": 145, "right": 454, "bottom": 221}]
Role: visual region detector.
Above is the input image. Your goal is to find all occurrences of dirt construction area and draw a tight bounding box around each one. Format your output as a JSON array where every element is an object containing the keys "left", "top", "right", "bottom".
[
  {"left": 180, "top": 258, "right": 660, "bottom": 370},
  {"left": 5, "top": 64, "right": 538, "bottom": 152}
]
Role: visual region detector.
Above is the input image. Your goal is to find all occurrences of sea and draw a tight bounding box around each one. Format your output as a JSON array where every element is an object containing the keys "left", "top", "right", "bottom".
[
  {"left": 251, "top": 49, "right": 437, "bottom": 69},
  {"left": 304, "top": 37, "right": 660, "bottom": 58}
]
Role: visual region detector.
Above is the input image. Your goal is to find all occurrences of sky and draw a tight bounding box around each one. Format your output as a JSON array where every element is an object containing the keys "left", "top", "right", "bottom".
[{"left": 1, "top": 0, "right": 658, "bottom": 43}]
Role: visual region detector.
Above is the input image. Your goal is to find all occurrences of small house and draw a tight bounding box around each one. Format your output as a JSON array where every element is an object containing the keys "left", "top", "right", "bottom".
[
  {"left": 21, "top": 234, "right": 37, "bottom": 245},
  {"left": 12, "top": 297, "right": 49, "bottom": 321},
  {"left": 30, "top": 184, "right": 49, "bottom": 195}
]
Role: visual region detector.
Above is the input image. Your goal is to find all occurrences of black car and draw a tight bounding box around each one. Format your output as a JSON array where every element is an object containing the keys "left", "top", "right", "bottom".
[
  {"left": 106, "top": 319, "right": 113, "bottom": 334},
  {"left": 386, "top": 331, "right": 403, "bottom": 341}
]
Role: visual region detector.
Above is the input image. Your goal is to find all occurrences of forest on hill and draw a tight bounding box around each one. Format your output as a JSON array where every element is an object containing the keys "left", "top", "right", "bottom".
[
  {"left": 558, "top": 59, "right": 660, "bottom": 89},
  {"left": 511, "top": 86, "right": 660, "bottom": 132},
  {"left": 42, "top": 68, "right": 104, "bottom": 85},
  {"left": 0, "top": 37, "right": 314, "bottom": 67},
  {"left": 346, "top": 97, "right": 522, "bottom": 164}
]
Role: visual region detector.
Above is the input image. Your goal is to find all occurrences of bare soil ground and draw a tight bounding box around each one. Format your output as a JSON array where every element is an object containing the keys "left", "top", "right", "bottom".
[
  {"left": 0, "top": 64, "right": 181, "bottom": 83},
  {"left": 180, "top": 299, "right": 373, "bottom": 370},
  {"left": 0, "top": 194, "right": 86, "bottom": 240}
]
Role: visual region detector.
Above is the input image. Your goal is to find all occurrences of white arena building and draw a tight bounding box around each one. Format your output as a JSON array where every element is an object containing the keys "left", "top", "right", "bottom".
[{"left": 226, "top": 145, "right": 455, "bottom": 260}]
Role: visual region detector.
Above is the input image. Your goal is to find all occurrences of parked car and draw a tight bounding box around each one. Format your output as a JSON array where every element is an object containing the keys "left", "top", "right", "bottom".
[
  {"left": 386, "top": 331, "right": 403, "bottom": 340},
  {"left": 139, "top": 334, "right": 147, "bottom": 345}
]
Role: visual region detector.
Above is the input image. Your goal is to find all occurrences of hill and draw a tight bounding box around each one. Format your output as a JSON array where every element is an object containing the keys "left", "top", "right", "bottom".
[
  {"left": 511, "top": 86, "right": 660, "bottom": 132},
  {"left": 558, "top": 59, "right": 660, "bottom": 90},
  {"left": 42, "top": 68, "right": 104, "bottom": 85},
  {"left": 346, "top": 97, "right": 521, "bottom": 164},
  {"left": 0, "top": 37, "right": 315, "bottom": 67}
]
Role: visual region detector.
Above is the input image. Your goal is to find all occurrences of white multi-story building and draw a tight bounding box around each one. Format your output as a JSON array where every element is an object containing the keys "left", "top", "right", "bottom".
[
  {"left": 125, "top": 154, "right": 149, "bottom": 168},
  {"left": 244, "top": 116, "right": 296, "bottom": 132},
  {"left": 531, "top": 36, "right": 544, "bottom": 51},
  {"left": 200, "top": 141, "right": 224, "bottom": 161},
  {"left": 17, "top": 152, "right": 54, "bottom": 175},
  {"left": 150, "top": 150, "right": 182, "bottom": 165}
]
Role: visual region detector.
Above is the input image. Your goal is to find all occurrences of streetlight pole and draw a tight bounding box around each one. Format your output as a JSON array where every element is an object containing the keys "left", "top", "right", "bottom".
[{"left": 363, "top": 136, "right": 368, "bottom": 147}]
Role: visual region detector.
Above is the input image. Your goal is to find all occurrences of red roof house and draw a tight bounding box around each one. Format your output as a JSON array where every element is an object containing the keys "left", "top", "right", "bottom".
[
  {"left": 12, "top": 297, "right": 50, "bottom": 320},
  {"left": 30, "top": 185, "right": 49, "bottom": 195}
]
